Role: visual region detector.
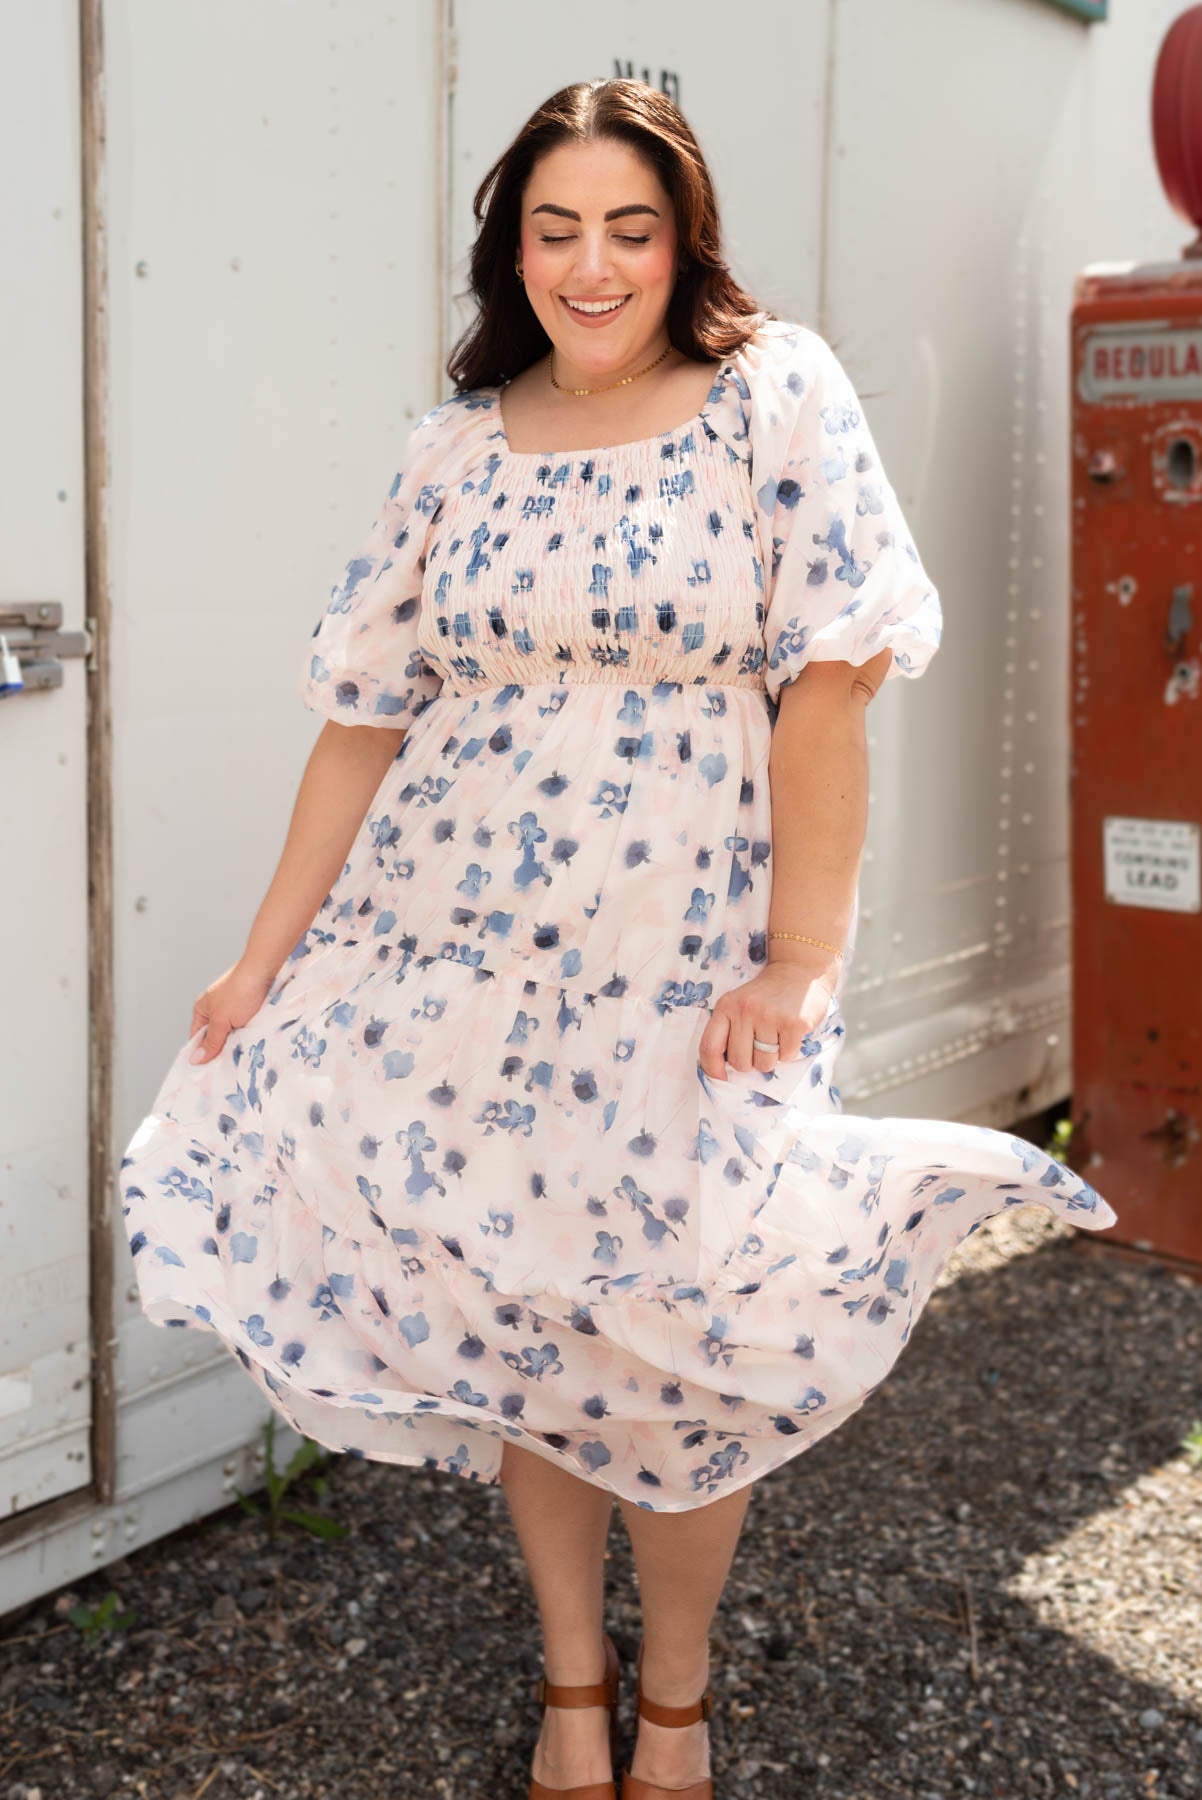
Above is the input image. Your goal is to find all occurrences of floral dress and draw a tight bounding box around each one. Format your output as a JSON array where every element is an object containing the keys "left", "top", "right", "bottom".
[{"left": 119, "top": 319, "right": 1117, "bottom": 1511}]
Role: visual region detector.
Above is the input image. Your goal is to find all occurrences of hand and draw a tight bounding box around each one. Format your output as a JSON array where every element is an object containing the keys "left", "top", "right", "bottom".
[
  {"left": 187, "top": 957, "right": 279, "bottom": 1064},
  {"left": 699, "top": 956, "right": 838, "bottom": 1081}
]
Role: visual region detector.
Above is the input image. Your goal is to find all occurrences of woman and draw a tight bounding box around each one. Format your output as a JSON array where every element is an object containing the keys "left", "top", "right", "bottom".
[{"left": 120, "top": 79, "right": 1117, "bottom": 1800}]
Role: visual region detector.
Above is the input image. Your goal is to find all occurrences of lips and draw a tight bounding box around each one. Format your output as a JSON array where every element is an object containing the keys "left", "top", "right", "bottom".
[{"left": 558, "top": 294, "right": 632, "bottom": 323}]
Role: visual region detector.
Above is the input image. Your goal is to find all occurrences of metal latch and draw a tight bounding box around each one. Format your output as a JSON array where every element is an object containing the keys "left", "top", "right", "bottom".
[{"left": 0, "top": 602, "right": 94, "bottom": 698}]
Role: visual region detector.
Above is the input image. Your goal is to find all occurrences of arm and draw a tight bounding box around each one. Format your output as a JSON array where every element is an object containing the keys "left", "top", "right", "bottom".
[
  {"left": 698, "top": 650, "right": 889, "bottom": 1079},
  {"left": 189, "top": 411, "right": 452, "bottom": 1064},
  {"left": 187, "top": 720, "right": 404, "bottom": 1063},
  {"left": 764, "top": 649, "right": 891, "bottom": 978},
  {"left": 696, "top": 325, "right": 941, "bottom": 1077},
  {"left": 242, "top": 719, "right": 406, "bottom": 978}
]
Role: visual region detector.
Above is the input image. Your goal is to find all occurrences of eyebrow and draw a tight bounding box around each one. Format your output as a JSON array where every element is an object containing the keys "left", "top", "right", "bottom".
[{"left": 529, "top": 202, "right": 661, "bottom": 222}]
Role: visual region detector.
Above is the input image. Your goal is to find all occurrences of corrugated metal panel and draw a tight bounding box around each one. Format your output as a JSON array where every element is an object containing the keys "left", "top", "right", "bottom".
[{"left": 0, "top": 0, "right": 93, "bottom": 1522}]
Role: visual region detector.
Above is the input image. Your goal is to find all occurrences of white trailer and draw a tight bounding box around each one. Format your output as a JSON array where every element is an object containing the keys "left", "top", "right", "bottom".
[{"left": 0, "top": 0, "right": 1180, "bottom": 1614}]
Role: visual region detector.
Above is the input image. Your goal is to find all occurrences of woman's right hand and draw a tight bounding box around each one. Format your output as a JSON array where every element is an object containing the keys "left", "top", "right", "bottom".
[{"left": 188, "top": 958, "right": 279, "bottom": 1064}]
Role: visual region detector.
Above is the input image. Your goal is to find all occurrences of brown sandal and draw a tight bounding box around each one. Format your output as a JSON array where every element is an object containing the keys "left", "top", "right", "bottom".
[
  {"left": 621, "top": 1637, "right": 714, "bottom": 1799},
  {"left": 528, "top": 1629, "right": 623, "bottom": 1800}
]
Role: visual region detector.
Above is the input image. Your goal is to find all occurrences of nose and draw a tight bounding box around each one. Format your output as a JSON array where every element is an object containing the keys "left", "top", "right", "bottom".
[{"left": 571, "top": 231, "right": 619, "bottom": 286}]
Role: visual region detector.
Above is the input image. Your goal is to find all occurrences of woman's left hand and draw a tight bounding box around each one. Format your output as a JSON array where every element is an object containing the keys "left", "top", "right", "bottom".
[{"left": 699, "top": 956, "right": 839, "bottom": 1080}]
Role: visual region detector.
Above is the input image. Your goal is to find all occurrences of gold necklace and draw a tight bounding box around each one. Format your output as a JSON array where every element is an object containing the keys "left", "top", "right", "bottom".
[{"left": 549, "top": 341, "right": 674, "bottom": 396}]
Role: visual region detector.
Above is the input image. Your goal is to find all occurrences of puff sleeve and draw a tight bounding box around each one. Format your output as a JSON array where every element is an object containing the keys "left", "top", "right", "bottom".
[
  {"left": 299, "top": 408, "right": 448, "bottom": 728},
  {"left": 752, "top": 324, "right": 942, "bottom": 704}
]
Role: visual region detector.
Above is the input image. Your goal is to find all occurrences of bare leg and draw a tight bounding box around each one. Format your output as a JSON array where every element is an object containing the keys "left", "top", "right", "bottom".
[
  {"left": 500, "top": 1440, "right": 618, "bottom": 1790},
  {"left": 617, "top": 1482, "right": 754, "bottom": 1787}
]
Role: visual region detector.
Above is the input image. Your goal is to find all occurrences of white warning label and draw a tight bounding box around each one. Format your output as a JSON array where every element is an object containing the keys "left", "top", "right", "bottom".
[{"left": 1103, "top": 815, "right": 1200, "bottom": 913}]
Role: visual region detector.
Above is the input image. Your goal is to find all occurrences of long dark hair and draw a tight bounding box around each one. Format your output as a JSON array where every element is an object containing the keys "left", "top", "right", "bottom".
[{"left": 446, "top": 79, "right": 775, "bottom": 392}]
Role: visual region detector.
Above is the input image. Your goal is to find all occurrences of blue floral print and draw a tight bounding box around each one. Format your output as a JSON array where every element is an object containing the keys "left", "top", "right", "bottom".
[{"left": 119, "top": 321, "right": 1117, "bottom": 1511}]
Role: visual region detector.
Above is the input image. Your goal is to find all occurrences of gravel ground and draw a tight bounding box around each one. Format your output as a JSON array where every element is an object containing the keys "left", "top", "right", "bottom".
[{"left": 3, "top": 1193, "right": 1201, "bottom": 1800}]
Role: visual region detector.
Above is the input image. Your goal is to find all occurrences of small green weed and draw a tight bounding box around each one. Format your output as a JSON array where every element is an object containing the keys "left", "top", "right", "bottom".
[
  {"left": 68, "top": 1589, "right": 137, "bottom": 1644},
  {"left": 1182, "top": 1420, "right": 1202, "bottom": 1470},
  {"left": 234, "top": 1412, "right": 349, "bottom": 1541},
  {"left": 1044, "top": 1114, "right": 1074, "bottom": 1164}
]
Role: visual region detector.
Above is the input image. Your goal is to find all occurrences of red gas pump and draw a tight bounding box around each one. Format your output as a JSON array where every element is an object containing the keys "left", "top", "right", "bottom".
[{"left": 1069, "top": 6, "right": 1202, "bottom": 1277}]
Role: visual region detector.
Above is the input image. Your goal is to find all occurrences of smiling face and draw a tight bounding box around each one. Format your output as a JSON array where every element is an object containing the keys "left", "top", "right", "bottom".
[{"left": 517, "top": 137, "right": 681, "bottom": 385}]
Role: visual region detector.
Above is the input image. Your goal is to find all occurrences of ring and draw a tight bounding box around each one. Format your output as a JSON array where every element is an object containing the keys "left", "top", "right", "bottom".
[{"left": 752, "top": 1036, "right": 780, "bottom": 1053}]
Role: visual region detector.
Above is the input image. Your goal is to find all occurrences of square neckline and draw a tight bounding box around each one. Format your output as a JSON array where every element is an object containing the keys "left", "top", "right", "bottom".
[{"left": 488, "top": 355, "right": 735, "bottom": 461}]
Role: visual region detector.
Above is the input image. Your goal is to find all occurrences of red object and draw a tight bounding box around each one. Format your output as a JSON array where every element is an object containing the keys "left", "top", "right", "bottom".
[
  {"left": 1069, "top": 279, "right": 1202, "bottom": 1271},
  {"left": 1065, "top": 6, "right": 1202, "bottom": 1278},
  {"left": 1153, "top": 5, "right": 1202, "bottom": 257}
]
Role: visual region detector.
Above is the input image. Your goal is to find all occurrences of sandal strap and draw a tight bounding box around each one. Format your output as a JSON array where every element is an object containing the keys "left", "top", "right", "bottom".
[
  {"left": 535, "top": 1632, "right": 620, "bottom": 1711},
  {"left": 536, "top": 1673, "right": 617, "bottom": 1708},
  {"left": 636, "top": 1687, "right": 713, "bottom": 1728}
]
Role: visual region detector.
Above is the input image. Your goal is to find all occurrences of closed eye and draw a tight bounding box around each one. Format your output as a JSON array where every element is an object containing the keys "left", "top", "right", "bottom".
[{"left": 539, "top": 235, "right": 651, "bottom": 246}]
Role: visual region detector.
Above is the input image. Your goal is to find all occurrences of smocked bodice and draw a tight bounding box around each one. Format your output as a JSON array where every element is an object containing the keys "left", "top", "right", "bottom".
[{"left": 417, "top": 397, "right": 767, "bottom": 698}]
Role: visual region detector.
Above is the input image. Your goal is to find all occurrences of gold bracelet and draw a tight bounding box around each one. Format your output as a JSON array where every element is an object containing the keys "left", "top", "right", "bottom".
[{"left": 767, "top": 930, "right": 844, "bottom": 959}]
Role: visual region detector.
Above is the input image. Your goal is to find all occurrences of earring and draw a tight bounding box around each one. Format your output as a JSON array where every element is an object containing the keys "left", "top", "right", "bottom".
[{"left": 515, "top": 259, "right": 524, "bottom": 281}]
